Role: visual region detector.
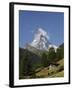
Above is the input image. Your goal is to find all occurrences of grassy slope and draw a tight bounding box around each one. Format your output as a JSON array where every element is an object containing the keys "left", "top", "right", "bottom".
[
  {"left": 36, "top": 67, "right": 49, "bottom": 77},
  {"left": 35, "top": 59, "right": 64, "bottom": 78},
  {"left": 49, "top": 70, "right": 64, "bottom": 77}
]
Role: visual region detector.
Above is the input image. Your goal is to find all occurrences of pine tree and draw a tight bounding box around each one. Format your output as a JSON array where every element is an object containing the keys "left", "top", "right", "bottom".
[
  {"left": 41, "top": 52, "right": 48, "bottom": 67},
  {"left": 48, "top": 47, "right": 56, "bottom": 63},
  {"left": 56, "top": 47, "right": 64, "bottom": 61}
]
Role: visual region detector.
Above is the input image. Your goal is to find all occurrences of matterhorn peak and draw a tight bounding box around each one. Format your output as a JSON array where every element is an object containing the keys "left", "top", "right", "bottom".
[
  {"left": 25, "top": 27, "right": 58, "bottom": 52},
  {"left": 30, "top": 28, "right": 50, "bottom": 50},
  {"left": 35, "top": 28, "right": 49, "bottom": 39}
]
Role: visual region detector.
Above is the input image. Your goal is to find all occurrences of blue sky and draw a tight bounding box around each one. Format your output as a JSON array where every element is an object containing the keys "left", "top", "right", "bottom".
[{"left": 19, "top": 10, "right": 64, "bottom": 48}]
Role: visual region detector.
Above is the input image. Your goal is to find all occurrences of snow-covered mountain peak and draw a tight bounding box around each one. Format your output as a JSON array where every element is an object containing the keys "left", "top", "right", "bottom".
[
  {"left": 35, "top": 28, "right": 49, "bottom": 39},
  {"left": 30, "top": 28, "right": 49, "bottom": 50},
  {"left": 26, "top": 27, "right": 58, "bottom": 52}
]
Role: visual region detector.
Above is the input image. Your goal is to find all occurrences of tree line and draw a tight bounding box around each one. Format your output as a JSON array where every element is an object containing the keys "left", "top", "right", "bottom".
[{"left": 41, "top": 46, "right": 64, "bottom": 67}]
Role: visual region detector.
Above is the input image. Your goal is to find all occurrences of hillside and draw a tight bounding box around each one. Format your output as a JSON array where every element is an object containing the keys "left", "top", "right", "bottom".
[
  {"left": 19, "top": 48, "right": 42, "bottom": 65},
  {"left": 19, "top": 42, "right": 64, "bottom": 79},
  {"left": 19, "top": 48, "right": 42, "bottom": 79},
  {"left": 35, "top": 59, "right": 64, "bottom": 78}
]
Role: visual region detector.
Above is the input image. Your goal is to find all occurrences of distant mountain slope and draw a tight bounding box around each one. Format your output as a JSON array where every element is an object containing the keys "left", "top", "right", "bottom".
[
  {"left": 59, "top": 43, "right": 64, "bottom": 48},
  {"left": 19, "top": 48, "right": 42, "bottom": 69}
]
